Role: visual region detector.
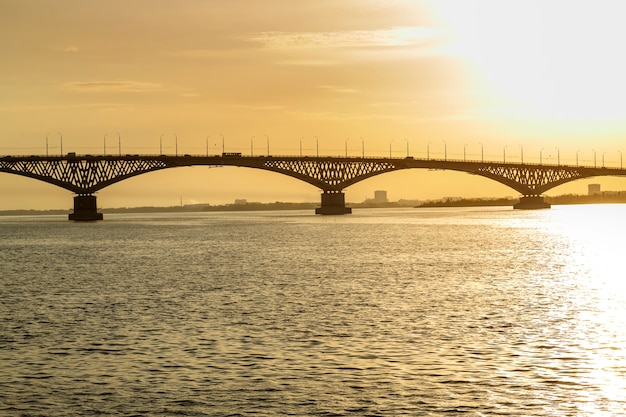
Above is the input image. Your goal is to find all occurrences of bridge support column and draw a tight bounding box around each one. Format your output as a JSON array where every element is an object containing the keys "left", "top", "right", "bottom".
[
  {"left": 315, "top": 191, "right": 352, "bottom": 215},
  {"left": 514, "top": 195, "right": 551, "bottom": 210},
  {"left": 69, "top": 195, "right": 104, "bottom": 221}
]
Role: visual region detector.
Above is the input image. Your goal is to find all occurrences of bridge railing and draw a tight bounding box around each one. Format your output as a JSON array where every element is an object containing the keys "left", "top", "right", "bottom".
[{"left": 0, "top": 152, "right": 619, "bottom": 170}]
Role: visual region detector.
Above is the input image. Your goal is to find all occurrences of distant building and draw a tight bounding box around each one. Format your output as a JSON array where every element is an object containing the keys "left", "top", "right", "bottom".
[
  {"left": 588, "top": 184, "right": 601, "bottom": 195},
  {"left": 374, "top": 190, "right": 388, "bottom": 203},
  {"left": 234, "top": 199, "right": 247, "bottom": 205}
]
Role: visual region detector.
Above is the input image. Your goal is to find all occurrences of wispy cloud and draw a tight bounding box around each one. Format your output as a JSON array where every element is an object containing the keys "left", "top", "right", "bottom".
[
  {"left": 170, "top": 49, "right": 244, "bottom": 59},
  {"left": 53, "top": 45, "right": 80, "bottom": 53},
  {"left": 230, "top": 104, "right": 285, "bottom": 111},
  {"left": 62, "top": 79, "right": 164, "bottom": 93},
  {"left": 0, "top": 102, "right": 135, "bottom": 112},
  {"left": 318, "top": 85, "right": 357, "bottom": 94},
  {"left": 250, "top": 27, "right": 439, "bottom": 50}
]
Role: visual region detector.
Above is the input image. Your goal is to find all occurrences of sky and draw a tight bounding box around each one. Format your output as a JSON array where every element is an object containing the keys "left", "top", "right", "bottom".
[{"left": 2, "top": 0, "right": 626, "bottom": 209}]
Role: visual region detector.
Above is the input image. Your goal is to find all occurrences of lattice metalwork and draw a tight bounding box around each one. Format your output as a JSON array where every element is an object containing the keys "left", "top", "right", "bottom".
[
  {"left": 0, "top": 158, "right": 168, "bottom": 193},
  {"left": 3, "top": 155, "right": 623, "bottom": 199},
  {"left": 477, "top": 165, "right": 586, "bottom": 195},
  {"left": 262, "top": 159, "right": 398, "bottom": 189}
]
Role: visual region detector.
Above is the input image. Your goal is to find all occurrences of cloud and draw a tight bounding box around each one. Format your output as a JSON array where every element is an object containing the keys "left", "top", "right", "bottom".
[
  {"left": 230, "top": 104, "right": 285, "bottom": 111},
  {"left": 318, "top": 85, "right": 357, "bottom": 94},
  {"left": 250, "top": 27, "right": 440, "bottom": 50},
  {"left": 170, "top": 49, "right": 244, "bottom": 59},
  {"left": 62, "top": 79, "right": 164, "bottom": 93},
  {"left": 52, "top": 45, "right": 80, "bottom": 53}
]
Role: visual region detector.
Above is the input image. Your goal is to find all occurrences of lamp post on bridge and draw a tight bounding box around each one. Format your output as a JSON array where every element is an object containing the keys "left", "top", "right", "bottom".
[
  {"left": 314, "top": 136, "right": 319, "bottom": 157},
  {"left": 519, "top": 145, "right": 524, "bottom": 164},
  {"left": 404, "top": 138, "right": 409, "bottom": 157},
  {"left": 59, "top": 132, "right": 63, "bottom": 155},
  {"left": 160, "top": 134, "right": 163, "bottom": 154},
  {"left": 251, "top": 136, "right": 254, "bottom": 156},
  {"left": 345, "top": 138, "right": 349, "bottom": 157},
  {"left": 576, "top": 150, "right": 579, "bottom": 166},
  {"left": 266, "top": 134, "right": 270, "bottom": 156},
  {"left": 361, "top": 137, "right": 364, "bottom": 158},
  {"left": 46, "top": 133, "right": 50, "bottom": 156},
  {"left": 206, "top": 136, "right": 210, "bottom": 156},
  {"left": 117, "top": 133, "right": 121, "bottom": 156},
  {"left": 620, "top": 150, "right": 623, "bottom": 169},
  {"left": 104, "top": 134, "right": 108, "bottom": 156},
  {"left": 427, "top": 141, "right": 431, "bottom": 160},
  {"left": 479, "top": 142, "right": 484, "bottom": 163},
  {"left": 503, "top": 146, "right": 507, "bottom": 163},
  {"left": 173, "top": 133, "right": 178, "bottom": 157},
  {"left": 603, "top": 152, "right": 606, "bottom": 168},
  {"left": 389, "top": 139, "right": 394, "bottom": 158},
  {"left": 593, "top": 149, "right": 596, "bottom": 168},
  {"left": 464, "top": 143, "right": 468, "bottom": 162},
  {"left": 443, "top": 140, "right": 447, "bottom": 161},
  {"left": 556, "top": 147, "right": 560, "bottom": 165}
]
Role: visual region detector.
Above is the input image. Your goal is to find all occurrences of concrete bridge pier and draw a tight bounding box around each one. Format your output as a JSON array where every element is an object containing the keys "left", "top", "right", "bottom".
[
  {"left": 69, "top": 194, "right": 104, "bottom": 221},
  {"left": 514, "top": 195, "right": 551, "bottom": 210},
  {"left": 315, "top": 190, "right": 352, "bottom": 215}
]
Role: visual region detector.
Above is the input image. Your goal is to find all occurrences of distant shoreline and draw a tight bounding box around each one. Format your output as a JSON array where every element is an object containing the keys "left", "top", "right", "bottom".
[{"left": 1, "top": 193, "right": 625, "bottom": 216}]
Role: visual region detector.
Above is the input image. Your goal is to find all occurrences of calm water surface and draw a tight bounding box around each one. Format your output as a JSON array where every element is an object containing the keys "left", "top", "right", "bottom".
[{"left": 1, "top": 206, "right": 625, "bottom": 416}]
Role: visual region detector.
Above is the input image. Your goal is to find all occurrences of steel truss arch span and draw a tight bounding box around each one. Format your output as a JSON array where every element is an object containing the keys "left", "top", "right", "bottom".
[
  {"left": 0, "top": 157, "right": 170, "bottom": 194},
  {"left": 2, "top": 154, "right": 626, "bottom": 208}
]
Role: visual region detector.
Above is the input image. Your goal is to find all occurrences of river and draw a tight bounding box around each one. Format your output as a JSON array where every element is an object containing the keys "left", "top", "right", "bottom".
[{"left": 1, "top": 206, "right": 625, "bottom": 416}]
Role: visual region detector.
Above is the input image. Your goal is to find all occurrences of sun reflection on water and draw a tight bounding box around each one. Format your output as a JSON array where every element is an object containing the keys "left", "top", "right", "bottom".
[{"left": 540, "top": 205, "right": 626, "bottom": 414}]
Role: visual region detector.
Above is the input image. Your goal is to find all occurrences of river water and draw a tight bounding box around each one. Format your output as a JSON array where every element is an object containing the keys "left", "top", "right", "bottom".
[{"left": 1, "top": 206, "right": 625, "bottom": 416}]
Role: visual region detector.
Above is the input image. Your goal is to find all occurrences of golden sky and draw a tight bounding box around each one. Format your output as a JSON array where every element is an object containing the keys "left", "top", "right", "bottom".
[{"left": 2, "top": 0, "right": 626, "bottom": 209}]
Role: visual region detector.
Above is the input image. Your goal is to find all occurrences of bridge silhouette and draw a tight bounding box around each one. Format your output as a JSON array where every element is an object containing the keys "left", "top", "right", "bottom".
[{"left": 2, "top": 153, "right": 625, "bottom": 220}]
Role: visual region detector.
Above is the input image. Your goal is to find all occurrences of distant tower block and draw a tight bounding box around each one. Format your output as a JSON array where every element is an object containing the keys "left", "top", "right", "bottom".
[
  {"left": 374, "top": 190, "right": 388, "bottom": 203},
  {"left": 588, "top": 184, "right": 601, "bottom": 195}
]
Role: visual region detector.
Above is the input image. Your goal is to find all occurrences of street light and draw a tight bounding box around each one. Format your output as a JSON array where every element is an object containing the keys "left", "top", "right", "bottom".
[
  {"left": 603, "top": 152, "right": 606, "bottom": 168},
  {"left": 345, "top": 138, "right": 349, "bottom": 157},
  {"left": 463, "top": 143, "right": 468, "bottom": 162},
  {"left": 59, "top": 132, "right": 63, "bottom": 155},
  {"left": 389, "top": 139, "right": 394, "bottom": 158},
  {"left": 620, "top": 150, "right": 623, "bottom": 169},
  {"left": 427, "top": 141, "right": 431, "bottom": 159},
  {"left": 173, "top": 133, "right": 178, "bottom": 157},
  {"left": 479, "top": 142, "right": 484, "bottom": 162},
  {"left": 314, "top": 136, "right": 319, "bottom": 157},
  {"left": 555, "top": 147, "right": 560, "bottom": 165},
  {"left": 251, "top": 136, "right": 254, "bottom": 156},
  {"left": 117, "top": 132, "right": 121, "bottom": 156},
  {"left": 266, "top": 134, "right": 270, "bottom": 156},
  {"left": 519, "top": 145, "right": 523, "bottom": 164},
  {"left": 576, "top": 149, "right": 580, "bottom": 166},
  {"left": 443, "top": 140, "right": 447, "bottom": 161},
  {"left": 503, "top": 146, "right": 507, "bottom": 163},
  {"left": 593, "top": 149, "right": 597, "bottom": 168},
  {"left": 361, "top": 137, "right": 365, "bottom": 158},
  {"left": 46, "top": 133, "right": 50, "bottom": 156},
  {"left": 206, "top": 136, "right": 210, "bottom": 156},
  {"left": 160, "top": 134, "right": 164, "bottom": 154},
  {"left": 404, "top": 138, "right": 409, "bottom": 157}
]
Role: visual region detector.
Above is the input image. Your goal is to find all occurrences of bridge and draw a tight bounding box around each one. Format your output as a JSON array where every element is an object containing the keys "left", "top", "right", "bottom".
[{"left": 2, "top": 153, "right": 625, "bottom": 220}]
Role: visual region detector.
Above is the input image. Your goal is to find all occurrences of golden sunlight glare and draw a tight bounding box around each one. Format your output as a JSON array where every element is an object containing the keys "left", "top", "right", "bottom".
[{"left": 435, "top": 0, "right": 626, "bottom": 122}]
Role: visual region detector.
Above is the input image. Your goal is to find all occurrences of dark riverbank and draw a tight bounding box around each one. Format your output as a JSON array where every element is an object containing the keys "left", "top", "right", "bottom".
[{"left": 2, "top": 192, "right": 626, "bottom": 216}]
